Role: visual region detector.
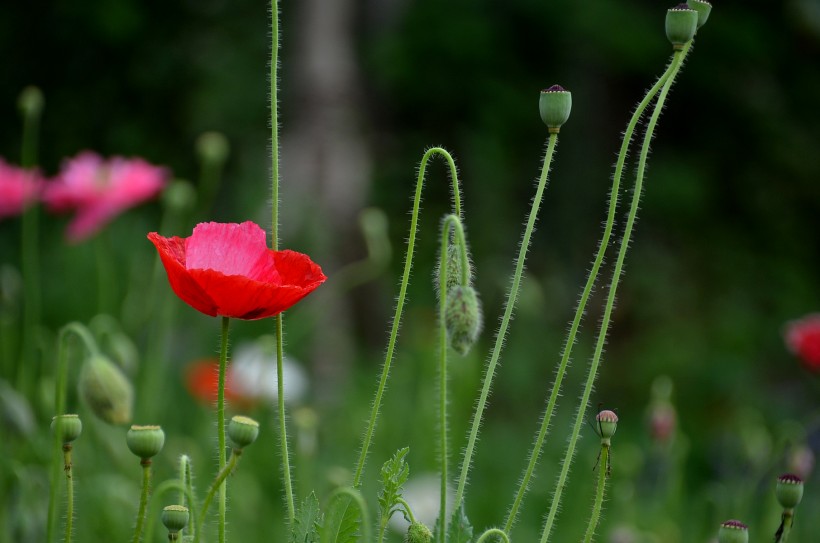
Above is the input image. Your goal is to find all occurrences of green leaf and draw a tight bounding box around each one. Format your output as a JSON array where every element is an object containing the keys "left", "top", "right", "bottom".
[
  {"left": 378, "top": 447, "right": 410, "bottom": 521},
  {"left": 446, "top": 503, "right": 473, "bottom": 543},
  {"left": 320, "top": 495, "right": 360, "bottom": 543},
  {"left": 290, "top": 493, "right": 322, "bottom": 543}
]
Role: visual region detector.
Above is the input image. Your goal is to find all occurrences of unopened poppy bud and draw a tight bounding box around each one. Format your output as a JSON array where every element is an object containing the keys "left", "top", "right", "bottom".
[
  {"left": 78, "top": 355, "right": 133, "bottom": 425},
  {"left": 775, "top": 474, "right": 804, "bottom": 510},
  {"left": 437, "top": 243, "right": 469, "bottom": 297},
  {"left": 445, "top": 285, "right": 482, "bottom": 356},
  {"left": 161, "top": 505, "right": 189, "bottom": 537},
  {"left": 717, "top": 520, "right": 748, "bottom": 543},
  {"left": 539, "top": 85, "right": 572, "bottom": 133},
  {"left": 405, "top": 522, "right": 433, "bottom": 543},
  {"left": 196, "top": 131, "right": 230, "bottom": 165},
  {"left": 126, "top": 425, "right": 165, "bottom": 460},
  {"left": 18, "top": 86, "right": 44, "bottom": 118},
  {"left": 228, "top": 415, "right": 260, "bottom": 450},
  {"left": 597, "top": 410, "right": 618, "bottom": 443},
  {"left": 162, "top": 180, "right": 197, "bottom": 213},
  {"left": 686, "top": 0, "right": 712, "bottom": 28},
  {"left": 51, "top": 414, "right": 83, "bottom": 444},
  {"left": 666, "top": 4, "right": 698, "bottom": 49}
]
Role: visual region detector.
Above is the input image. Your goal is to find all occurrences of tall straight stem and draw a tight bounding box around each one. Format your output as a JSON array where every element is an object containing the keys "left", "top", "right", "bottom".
[
  {"left": 63, "top": 446, "right": 74, "bottom": 543},
  {"left": 217, "top": 316, "right": 231, "bottom": 543},
  {"left": 132, "top": 462, "right": 152, "bottom": 543},
  {"left": 582, "top": 445, "right": 609, "bottom": 543},
  {"left": 455, "top": 133, "right": 558, "bottom": 509}
]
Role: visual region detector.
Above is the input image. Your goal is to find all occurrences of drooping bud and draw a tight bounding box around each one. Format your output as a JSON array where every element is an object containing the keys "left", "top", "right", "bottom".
[
  {"left": 161, "top": 505, "right": 189, "bottom": 539},
  {"left": 686, "top": 0, "right": 712, "bottom": 28},
  {"left": 405, "top": 522, "right": 433, "bottom": 543},
  {"left": 539, "top": 85, "right": 572, "bottom": 133},
  {"left": 126, "top": 425, "right": 165, "bottom": 461},
  {"left": 78, "top": 355, "right": 133, "bottom": 425},
  {"left": 51, "top": 414, "right": 83, "bottom": 444},
  {"left": 665, "top": 4, "right": 698, "bottom": 49},
  {"left": 775, "top": 474, "right": 804, "bottom": 510},
  {"left": 596, "top": 410, "right": 618, "bottom": 444},
  {"left": 196, "top": 131, "right": 230, "bottom": 166},
  {"left": 445, "top": 285, "right": 482, "bottom": 356},
  {"left": 717, "top": 520, "right": 748, "bottom": 543},
  {"left": 437, "top": 243, "right": 469, "bottom": 297},
  {"left": 227, "top": 415, "right": 260, "bottom": 451}
]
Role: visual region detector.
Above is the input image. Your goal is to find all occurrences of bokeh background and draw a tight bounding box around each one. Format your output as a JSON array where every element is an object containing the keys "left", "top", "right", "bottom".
[{"left": 1, "top": 0, "right": 819, "bottom": 542}]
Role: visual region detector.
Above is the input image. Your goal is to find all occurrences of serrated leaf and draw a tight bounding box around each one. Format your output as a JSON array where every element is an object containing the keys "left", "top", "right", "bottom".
[
  {"left": 378, "top": 447, "right": 410, "bottom": 520},
  {"left": 446, "top": 503, "right": 473, "bottom": 543},
  {"left": 320, "top": 495, "right": 360, "bottom": 543},
  {"left": 290, "top": 493, "right": 322, "bottom": 543}
]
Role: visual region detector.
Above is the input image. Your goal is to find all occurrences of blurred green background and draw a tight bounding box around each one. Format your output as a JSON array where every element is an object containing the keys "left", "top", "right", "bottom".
[{"left": 1, "top": 0, "right": 819, "bottom": 542}]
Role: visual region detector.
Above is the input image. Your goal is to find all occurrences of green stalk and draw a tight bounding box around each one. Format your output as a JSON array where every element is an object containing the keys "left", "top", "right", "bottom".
[
  {"left": 454, "top": 133, "right": 558, "bottom": 509},
  {"left": 217, "top": 316, "right": 230, "bottom": 543},
  {"left": 475, "top": 528, "right": 511, "bottom": 543},
  {"left": 132, "top": 461, "right": 152, "bottom": 543},
  {"left": 775, "top": 510, "right": 794, "bottom": 543},
  {"left": 63, "top": 445, "right": 75, "bottom": 543},
  {"left": 195, "top": 451, "right": 241, "bottom": 542},
  {"left": 539, "top": 45, "right": 690, "bottom": 543},
  {"left": 582, "top": 445, "right": 609, "bottom": 543},
  {"left": 353, "top": 147, "right": 462, "bottom": 487},
  {"left": 503, "top": 61, "right": 675, "bottom": 532}
]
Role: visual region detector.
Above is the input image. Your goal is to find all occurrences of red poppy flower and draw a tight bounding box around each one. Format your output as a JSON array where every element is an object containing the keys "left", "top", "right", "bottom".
[
  {"left": 784, "top": 314, "right": 820, "bottom": 373},
  {"left": 185, "top": 358, "right": 247, "bottom": 406},
  {"left": 148, "top": 221, "right": 326, "bottom": 320}
]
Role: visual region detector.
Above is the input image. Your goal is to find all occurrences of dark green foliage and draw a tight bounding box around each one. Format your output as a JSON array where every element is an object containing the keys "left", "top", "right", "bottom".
[
  {"left": 320, "top": 496, "right": 360, "bottom": 543},
  {"left": 290, "top": 493, "right": 321, "bottom": 543}
]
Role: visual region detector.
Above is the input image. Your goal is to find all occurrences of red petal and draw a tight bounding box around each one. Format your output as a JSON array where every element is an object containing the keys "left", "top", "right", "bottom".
[{"left": 148, "top": 232, "right": 220, "bottom": 316}]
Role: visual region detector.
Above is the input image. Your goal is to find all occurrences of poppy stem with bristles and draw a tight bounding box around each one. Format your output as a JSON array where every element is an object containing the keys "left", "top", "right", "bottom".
[{"left": 217, "top": 316, "right": 231, "bottom": 543}]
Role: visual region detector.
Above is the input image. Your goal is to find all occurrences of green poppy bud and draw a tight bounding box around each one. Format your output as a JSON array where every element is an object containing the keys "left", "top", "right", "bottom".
[
  {"left": 227, "top": 415, "right": 260, "bottom": 450},
  {"left": 18, "top": 86, "right": 44, "bottom": 118},
  {"left": 539, "top": 85, "right": 572, "bottom": 133},
  {"left": 51, "top": 414, "right": 83, "bottom": 444},
  {"left": 161, "top": 505, "right": 189, "bottom": 537},
  {"left": 437, "top": 243, "right": 470, "bottom": 298},
  {"left": 405, "top": 522, "right": 433, "bottom": 543},
  {"left": 196, "top": 131, "right": 230, "bottom": 165},
  {"left": 717, "top": 520, "right": 748, "bottom": 543},
  {"left": 665, "top": 4, "right": 698, "bottom": 49},
  {"left": 78, "top": 355, "right": 133, "bottom": 425},
  {"left": 775, "top": 473, "right": 804, "bottom": 510},
  {"left": 596, "top": 410, "right": 618, "bottom": 444},
  {"left": 162, "top": 180, "right": 197, "bottom": 213},
  {"left": 445, "top": 285, "right": 482, "bottom": 356},
  {"left": 686, "top": 0, "right": 712, "bottom": 28},
  {"left": 126, "top": 425, "right": 165, "bottom": 460}
]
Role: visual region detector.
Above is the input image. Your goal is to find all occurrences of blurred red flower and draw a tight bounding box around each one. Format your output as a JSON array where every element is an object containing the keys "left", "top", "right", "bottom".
[
  {"left": 44, "top": 152, "right": 167, "bottom": 242},
  {"left": 185, "top": 358, "right": 247, "bottom": 406},
  {"left": 0, "top": 159, "right": 42, "bottom": 219},
  {"left": 148, "top": 221, "right": 326, "bottom": 320},
  {"left": 785, "top": 314, "right": 820, "bottom": 373}
]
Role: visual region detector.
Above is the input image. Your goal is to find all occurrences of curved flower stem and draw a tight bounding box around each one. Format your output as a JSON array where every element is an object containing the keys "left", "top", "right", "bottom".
[
  {"left": 195, "top": 450, "right": 241, "bottom": 543},
  {"left": 454, "top": 133, "right": 558, "bottom": 509},
  {"left": 144, "top": 480, "right": 198, "bottom": 543},
  {"left": 503, "top": 63, "right": 675, "bottom": 533},
  {"left": 539, "top": 45, "right": 690, "bottom": 543},
  {"left": 476, "top": 528, "right": 511, "bottom": 543},
  {"left": 47, "top": 323, "right": 100, "bottom": 543},
  {"left": 353, "top": 147, "right": 463, "bottom": 487},
  {"left": 132, "top": 460, "right": 152, "bottom": 543},
  {"left": 582, "top": 445, "right": 609, "bottom": 543},
  {"left": 217, "top": 316, "right": 231, "bottom": 543},
  {"left": 396, "top": 498, "right": 418, "bottom": 524},
  {"left": 63, "top": 445, "right": 75, "bottom": 543}
]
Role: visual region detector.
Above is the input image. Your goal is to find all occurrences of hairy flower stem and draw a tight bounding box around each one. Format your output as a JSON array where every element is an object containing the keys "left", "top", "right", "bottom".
[
  {"left": 582, "top": 445, "right": 609, "bottom": 543},
  {"left": 353, "top": 147, "right": 463, "bottom": 487},
  {"left": 132, "top": 461, "right": 152, "bottom": 543},
  {"left": 503, "top": 65, "right": 674, "bottom": 533},
  {"left": 475, "top": 528, "right": 511, "bottom": 543},
  {"left": 217, "top": 316, "right": 230, "bottom": 543},
  {"left": 438, "top": 216, "right": 469, "bottom": 543},
  {"left": 539, "top": 45, "right": 690, "bottom": 543},
  {"left": 63, "top": 445, "right": 75, "bottom": 543},
  {"left": 195, "top": 450, "right": 241, "bottom": 542},
  {"left": 455, "top": 133, "right": 558, "bottom": 509},
  {"left": 47, "top": 323, "right": 100, "bottom": 543}
]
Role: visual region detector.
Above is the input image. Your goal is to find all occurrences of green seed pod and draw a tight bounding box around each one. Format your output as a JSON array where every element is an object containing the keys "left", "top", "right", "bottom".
[
  {"left": 405, "top": 522, "right": 433, "bottom": 543},
  {"left": 445, "top": 285, "right": 482, "bottom": 356},
  {"left": 228, "top": 415, "right": 260, "bottom": 450},
  {"left": 161, "top": 505, "right": 189, "bottom": 535},
  {"left": 717, "top": 520, "right": 748, "bottom": 543},
  {"left": 596, "top": 410, "right": 618, "bottom": 443},
  {"left": 126, "top": 425, "right": 165, "bottom": 460},
  {"left": 686, "top": 0, "right": 712, "bottom": 28},
  {"left": 78, "top": 355, "right": 133, "bottom": 425},
  {"left": 539, "top": 85, "right": 572, "bottom": 133},
  {"left": 665, "top": 4, "right": 698, "bottom": 49},
  {"left": 775, "top": 473, "right": 804, "bottom": 510},
  {"left": 51, "top": 414, "right": 83, "bottom": 444},
  {"left": 18, "top": 86, "right": 44, "bottom": 118},
  {"left": 196, "top": 131, "right": 230, "bottom": 165}
]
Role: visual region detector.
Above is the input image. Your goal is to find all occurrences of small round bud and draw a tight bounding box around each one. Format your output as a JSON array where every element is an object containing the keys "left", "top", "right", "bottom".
[
  {"left": 686, "top": 0, "right": 712, "bottom": 28},
  {"left": 196, "top": 131, "right": 230, "bottom": 165},
  {"left": 717, "top": 520, "right": 748, "bottom": 543},
  {"left": 161, "top": 179, "right": 197, "bottom": 213},
  {"left": 228, "top": 416, "right": 259, "bottom": 450},
  {"left": 51, "top": 414, "right": 83, "bottom": 444},
  {"left": 775, "top": 473, "right": 804, "bottom": 510},
  {"left": 596, "top": 410, "right": 618, "bottom": 442},
  {"left": 78, "top": 355, "right": 133, "bottom": 425},
  {"left": 126, "top": 425, "right": 165, "bottom": 460},
  {"left": 665, "top": 5, "right": 698, "bottom": 49},
  {"left": 405, "top": 522, "right": 433, "bottom": 543},
  {"left": 539, "top": 85, "right": 572, "bottom": 133},
  {"left": 18, "top": 86, "right": 44, "bottom": 118},
  {"left": 161, "top": 505, "right": 189, "bottom": 535},
  {"left": 445, "top": 285, "right": 482, "bottom": 356}
]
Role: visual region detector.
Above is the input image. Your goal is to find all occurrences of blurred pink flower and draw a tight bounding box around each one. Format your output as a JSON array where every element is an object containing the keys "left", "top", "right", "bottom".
[
  {"left": 784, "top": 314, "right": 820, "bottom": 373},
  {"left": 44, "top": 152, "right": 168, "bottom": 242},
  {"left": 0, "top": 158, "right": 42, "bottom": 219}
]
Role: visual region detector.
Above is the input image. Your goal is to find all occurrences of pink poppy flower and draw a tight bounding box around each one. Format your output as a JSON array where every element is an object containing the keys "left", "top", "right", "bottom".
[
  {"left": 148, "top": 221, "right": 326, "bottom": 320},
  {"left": 44, "top": 152, "right": 167, "bottom": 242},
  {"left": 784, "top": 314, "right": 820, "bottom": 373},
  {"left": 0, "top": 158, "right": 42, "bottom": 219}
]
